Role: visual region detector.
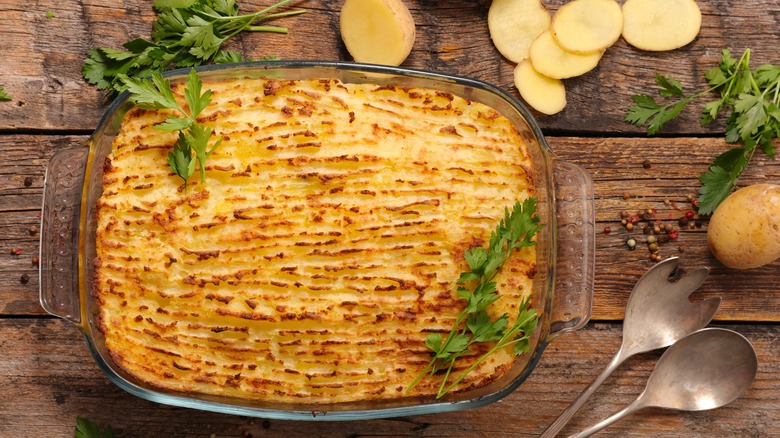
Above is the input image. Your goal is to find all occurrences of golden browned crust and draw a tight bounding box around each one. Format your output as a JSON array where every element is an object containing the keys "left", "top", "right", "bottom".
[{"left": 94, "top": 77, "right": 536, "bottom": 404}]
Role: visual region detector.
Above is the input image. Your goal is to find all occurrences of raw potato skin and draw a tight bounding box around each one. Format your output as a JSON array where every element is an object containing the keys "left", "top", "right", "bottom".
[
  {"left": 529, "top": 30, "right": 603, "bottom": 79},
  {"left": 551, "top": 0, "right": 623, "bottom": 54},
  {"left": 340, "top": 0, "right": 416, "bottom": 66},
  {"left": 707, "top": 184, "right": 780, "bottom": 270},
  {"left": 488, "top": 0, "right": 552, "bottom": 63},
  {"left": 514, "top": 60, "right": 566, "bottom": 115},
  {"left": 621, "top": 0, "right": 701, "bottom": 51}
]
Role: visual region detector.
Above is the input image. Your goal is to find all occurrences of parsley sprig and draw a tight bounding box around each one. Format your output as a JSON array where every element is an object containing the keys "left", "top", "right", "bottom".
[
  {"left": 83, "top": 0, "right": 304, "bottom": 96},
  {"left": 75, "top": 417, "right": 115, "bottom": 438},
  {"left": 626, "top": 49, "right": 780, "bottom": 214},
  {"left": 0, "top": 85, "right": 10, "bottom": 101},
  {"left": 407, "top": 198, "right": 542, "bottom": 398},
  {"left": 121, "top": 68, "right": 222, "bottom": 192}
]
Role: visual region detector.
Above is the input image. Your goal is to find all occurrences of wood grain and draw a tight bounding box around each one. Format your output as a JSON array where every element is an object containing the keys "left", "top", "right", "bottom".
[
  {"left": 1, "top": 0, "right": 779, "bottom": 133},
  {"left": 0, "top": 319, "right": 780, "bottom": 437},
  {"left": 0, "top": 318, "right": 777, "bottom": 437}
]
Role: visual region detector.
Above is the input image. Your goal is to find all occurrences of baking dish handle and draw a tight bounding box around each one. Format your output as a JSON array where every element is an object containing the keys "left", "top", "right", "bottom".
[
  {"left": 547, "top": 159, "right": 595, "bottom": 340},
  {"left": 40, "top": 146, "right": 90, "bottom": 326}
]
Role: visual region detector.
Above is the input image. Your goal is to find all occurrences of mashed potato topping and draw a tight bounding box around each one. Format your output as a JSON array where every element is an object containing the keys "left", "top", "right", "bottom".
[{"left": 94, "top": 77, "right": 535, "bottom": 403}]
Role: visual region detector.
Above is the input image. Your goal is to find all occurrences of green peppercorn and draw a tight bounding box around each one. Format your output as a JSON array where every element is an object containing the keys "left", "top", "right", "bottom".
[
  {"left": 646, "top": 235, "right": 657, "bottom": 244},
  {"left": 626, "top": 238, "right": 637, "bottom": 250},
  {"left": 649, "top": 242, "right": 659, "bottom": 252}
]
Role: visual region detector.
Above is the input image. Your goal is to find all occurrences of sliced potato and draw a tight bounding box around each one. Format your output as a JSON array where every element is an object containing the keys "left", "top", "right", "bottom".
[
  {"left": 514, "top": 60, "right": 567, "bottom": 115},
  {"left": 551, "top": 0, "right": 623, "bottom": 54},
  {"left": 529, "top": 30, "right": 603, "bottom": 79},
  {"left": 622, "top": 0, "right": 701, "bottom": 51},
  {"left": 340, "top": 0, "right": 416, "bottom": 66},
  {"left": 488, "top": 0, "right": 552, "bottom": 63}
]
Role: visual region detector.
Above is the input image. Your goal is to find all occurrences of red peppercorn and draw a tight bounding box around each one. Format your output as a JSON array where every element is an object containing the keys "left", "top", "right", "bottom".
[
  {"left": 668, "top": 230, "right": 679, "bottom": 239},
  {"left": 604, "top": 226, "right": 612, "bottom": 235},
  {"left": 685, "top": 210, "right": 695, "bottom": 219}
]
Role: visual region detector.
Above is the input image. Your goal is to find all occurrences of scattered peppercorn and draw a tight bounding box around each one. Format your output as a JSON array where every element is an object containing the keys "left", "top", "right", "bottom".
[
  {"left": 642, "top": 159, "right": 652, "bottom": 169},
  {"left": 626, "top": 223, "right": 634, "bottom": 231},
  {"left": 28, "top": 226, "right": 37, "bottom": 236},
  {"left": 10, "top": 248, "right": 22, "bottom": 256},
  {"left": 649, "top": 242, "right": 659, "bottom": 252},
  {"left": 685, "top": 210, "right": 695, "bottom": 219},
  {"left": 23, "top": 176, "right": 33, "bottom": 187},
  {"left": 626, "top": 238, "right": 637, "bottom": 250},
  {"left": 678, "top": 216, "right": 689, "bottom": 227},
  {"left": 20, "top": 273, "right": 30, "bottom": 284},
  {"left": 623, "top": 192, "right": 631, "bottom": 200},
  {"left": 31, "top": 256, "right": 39, "bottom": 266},
  {"left": 668, "top": 230, "right": 679, "bottom": 239},
  {"left": 646, "top": 235, "right": 657, "bottom": 244},
  {"left": 603, "top": 226, "right": 612, "bottom": 235},
  {"left": 678, "top": 245, "right": 685, "bottom": 253}
]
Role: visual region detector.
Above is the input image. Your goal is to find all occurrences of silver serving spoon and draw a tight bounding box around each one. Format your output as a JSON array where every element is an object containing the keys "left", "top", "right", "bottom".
[
  {"left": 570, "top": 328, "right": 758, "bottom": 437},
  {"left": 541, "top": 257, "right": 721, "bottom": 438}
]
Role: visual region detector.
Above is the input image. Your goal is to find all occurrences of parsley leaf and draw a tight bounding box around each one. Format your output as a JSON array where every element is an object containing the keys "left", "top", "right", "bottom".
[
  {"left": 626, "top": 49, "right": 780, "bottom": 214},
  {"left": 75, "top": 417, "right": 115, "bottom": 438},
  {"left": 407, "top": 198, "right": 542, "bottom": 398},
  {"left": 122, "top": 68, "right": 221, "bottom": 192},
  {"left": 168, "top": 132, "right": 197, "bottom": 191},
  {"left": 0, "top": 85, "right": 11, "bottom": 101},
  {"left": 82, "top": 0, "right": 305, "bottom": 97}
]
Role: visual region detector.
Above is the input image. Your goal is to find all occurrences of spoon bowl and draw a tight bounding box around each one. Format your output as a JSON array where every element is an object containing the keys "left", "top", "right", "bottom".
[
  {"left": 571, "top": 328, "right": 758, "bottom": 437},
  {"left": 541, "top": 257, "right": 721, "bottom": 437}
]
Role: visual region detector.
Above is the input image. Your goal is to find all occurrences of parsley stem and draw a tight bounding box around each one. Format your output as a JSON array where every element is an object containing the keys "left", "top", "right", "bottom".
[{"left": 246, "top": 25, "right": 289, "bottom": 33}]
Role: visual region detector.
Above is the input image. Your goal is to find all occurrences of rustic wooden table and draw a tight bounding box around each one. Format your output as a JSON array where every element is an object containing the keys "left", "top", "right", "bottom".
[{"left": 1, "top": 0, "right": 778, "bottom": 436}]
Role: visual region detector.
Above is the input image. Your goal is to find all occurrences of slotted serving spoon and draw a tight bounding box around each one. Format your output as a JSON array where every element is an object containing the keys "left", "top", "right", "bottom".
[
  {"left": 570, "top": 328, "right": 757, "bottom": 437},
  {"left": 541, "top": 257, "right": 721, "bottom": 437}
]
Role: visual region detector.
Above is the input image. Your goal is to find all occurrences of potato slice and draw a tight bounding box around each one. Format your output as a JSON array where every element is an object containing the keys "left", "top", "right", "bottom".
[
  {"left": 622, "top": 0, "right": 701, "bottom": 51},
  {"left": 488, "top": 0, "right": 551, "bottom": 63},
  {"left": 551, "top": 0, "right": 623, "bottom": 54},
  {"left": 340, "top": 0, "right": 416, "bottom": 66},
  {"left": 529, "top": 30, "right": 603, "bottom": 79},
  {"left": 514, "top": 60, "right": 566, "bottom": 115}
]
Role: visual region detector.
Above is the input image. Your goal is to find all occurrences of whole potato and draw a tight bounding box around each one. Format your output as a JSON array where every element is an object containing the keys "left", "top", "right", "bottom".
[{"left": 707, "top": 184, "right": 780, "bottom": 269}]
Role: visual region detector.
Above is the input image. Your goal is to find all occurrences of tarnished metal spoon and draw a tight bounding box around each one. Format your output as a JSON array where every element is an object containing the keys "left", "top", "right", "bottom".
[
  {"left": 541, "top": 257, "right": 721, "bottom": 437},
  {"left": 570, "top": 328, "right": 757, "bottom": 437}
]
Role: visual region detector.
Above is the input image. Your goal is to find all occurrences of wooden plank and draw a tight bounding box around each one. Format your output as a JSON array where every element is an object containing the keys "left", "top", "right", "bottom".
[
  {"left": 550, "top": 136, "right": 780, "bottom": 321},
  {"left": 1, "top": 1, "right": 780, "bottom": 133},
  {"left": 2, "top": 135, "right": 778, "bottom": 319},
  {"left": 0, "top": 135, "right": 87, "bottom": 315},
  {"left": 0, "top": 318, "right": 776, "bottom": 436}
]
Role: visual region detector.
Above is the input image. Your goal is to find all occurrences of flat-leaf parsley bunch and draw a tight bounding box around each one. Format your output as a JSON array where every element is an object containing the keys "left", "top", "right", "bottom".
[
  {"left": 83, "top": 0, "right": 304, "bottom": 97},
  {"left": 121, "top": 69, "right": 221, "bottom": 192},
  {"left": 407, "top": 198, "right": 542, "bottom": 398},
  {"left": 626, "top": 49, "right": 780, "bottom": 215}
]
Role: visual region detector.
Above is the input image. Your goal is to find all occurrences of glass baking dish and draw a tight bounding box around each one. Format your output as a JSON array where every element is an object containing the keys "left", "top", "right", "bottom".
[{"left": 40, "top": 61, "right": 594, "bottom": 421}]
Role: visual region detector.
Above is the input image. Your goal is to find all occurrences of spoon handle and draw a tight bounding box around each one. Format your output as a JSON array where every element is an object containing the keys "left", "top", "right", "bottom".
[
  {"left": 567, "top": 398, "right": 644, "bottom": 438},
  {"left": 540, "top": 349, "right": 626, "bottom": 438}
]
